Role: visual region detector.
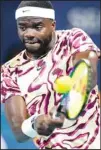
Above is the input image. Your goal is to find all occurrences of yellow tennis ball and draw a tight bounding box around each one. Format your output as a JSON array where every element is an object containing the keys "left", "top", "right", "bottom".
[{"left": 53, "top": 76, "right": 73, "bottom": 94}]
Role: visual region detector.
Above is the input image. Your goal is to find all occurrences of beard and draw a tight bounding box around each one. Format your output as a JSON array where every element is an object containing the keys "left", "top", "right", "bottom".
[{"left": 24, "top": 33, "right": 53, "bottom": 57}]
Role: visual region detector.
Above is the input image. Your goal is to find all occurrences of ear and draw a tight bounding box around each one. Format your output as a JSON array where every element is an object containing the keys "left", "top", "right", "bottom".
[{"left": 51, "top": 20, "right": 56, "bottom": 30}]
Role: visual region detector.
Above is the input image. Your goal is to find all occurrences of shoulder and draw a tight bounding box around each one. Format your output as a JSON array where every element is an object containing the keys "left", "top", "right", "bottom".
[
  {"left": 69, "top": 27, "right": 90, "bottom": 37},
  {"left": 70, "top": 27, "right": 86, "bottom": 33},
  {"left": 56, "top": 29, "right": 71, "bottom": 37},
  {"left": 1, "top": 50, "right": 25, "bottom": 70},
  {"left": 55, "top": 28, "right": 87, "bottom": 40}
]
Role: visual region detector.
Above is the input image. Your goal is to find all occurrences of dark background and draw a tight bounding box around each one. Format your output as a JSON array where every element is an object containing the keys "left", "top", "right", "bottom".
[{"left": 1, "top": 1, "right": 100, "bottom": 149}]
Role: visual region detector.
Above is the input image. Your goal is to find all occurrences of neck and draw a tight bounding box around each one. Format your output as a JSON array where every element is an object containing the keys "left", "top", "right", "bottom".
[{"left": 26, "top": 32, "right": 56, "bottom": 60}]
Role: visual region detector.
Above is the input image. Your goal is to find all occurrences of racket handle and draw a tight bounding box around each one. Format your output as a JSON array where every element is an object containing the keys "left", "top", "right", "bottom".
[
  {"left": 52, "top": 105, "right": 66, "bottom": 119},
  {"left": 52, "top": 94, "right": 69, "bottom": 119}
]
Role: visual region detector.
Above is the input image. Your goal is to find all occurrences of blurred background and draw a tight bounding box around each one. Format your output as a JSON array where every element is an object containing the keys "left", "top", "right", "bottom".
[{"left": 1, "top": 1, "right": 100, "bottom": 149}]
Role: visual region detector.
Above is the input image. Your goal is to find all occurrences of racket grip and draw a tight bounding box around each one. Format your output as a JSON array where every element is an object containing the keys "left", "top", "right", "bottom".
[{"left": 52, "top": 105, "right": 66, "bottom": 119}]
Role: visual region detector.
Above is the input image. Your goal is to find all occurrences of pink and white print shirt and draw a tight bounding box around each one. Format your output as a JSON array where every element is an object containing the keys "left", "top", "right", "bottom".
[{"left": 1, "top": 28, "right": 100, "bottom": 149}]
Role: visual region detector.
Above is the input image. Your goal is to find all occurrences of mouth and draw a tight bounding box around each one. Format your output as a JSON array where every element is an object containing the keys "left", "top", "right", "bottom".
[{"left": 25, "top": 41, "right": 40, "bottom": 44}]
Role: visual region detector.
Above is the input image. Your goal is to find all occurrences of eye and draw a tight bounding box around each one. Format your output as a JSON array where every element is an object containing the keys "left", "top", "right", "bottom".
[
  {"left": 19, "top": 26, "right": 26, "bottom": 31},
  {"left": 35, "top": 25, "right": 43, "bottom": 31}
]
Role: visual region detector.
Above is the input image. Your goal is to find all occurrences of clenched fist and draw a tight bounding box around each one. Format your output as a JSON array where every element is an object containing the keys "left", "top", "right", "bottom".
[{"left": 33, "top": 107, "right": 65, "bottom": 136}]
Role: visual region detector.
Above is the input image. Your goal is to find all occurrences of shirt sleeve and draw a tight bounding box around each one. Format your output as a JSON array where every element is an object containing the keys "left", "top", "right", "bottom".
[
  {"left": 1, "top": 65, "right": 21, "bottom": 103},
  {"left": 69, "top": 28, "right": 100, "bottom": 57}
]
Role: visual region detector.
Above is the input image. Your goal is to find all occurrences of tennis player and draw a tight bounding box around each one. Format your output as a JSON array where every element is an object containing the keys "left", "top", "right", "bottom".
[{"left": 1, "top": 1, "right": 100, "bottom": 149}]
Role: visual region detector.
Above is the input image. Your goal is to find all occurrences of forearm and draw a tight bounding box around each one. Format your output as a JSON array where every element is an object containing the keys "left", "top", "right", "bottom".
[
  {"left": 5, "top": 96, "right": 31, "bottom": 143},
  {"left": 13, "top": 127, "right": 30, "bottom": 143},
  {"left": 73, "top": 51, "right": 98, "bottom": 69},
  {"left": 12, "top": 112, "right": 41, "bottom": 142},
  {"left": 8, "top": 116, "right": 30, "bottom": 143}
]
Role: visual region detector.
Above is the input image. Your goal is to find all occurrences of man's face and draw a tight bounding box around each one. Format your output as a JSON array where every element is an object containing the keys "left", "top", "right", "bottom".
[{"left": 17, "top": 17, "right": 56, "bottom": 54}]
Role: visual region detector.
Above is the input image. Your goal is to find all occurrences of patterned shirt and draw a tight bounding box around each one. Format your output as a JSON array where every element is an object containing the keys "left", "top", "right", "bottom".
[{"left": 1, "top": 28, "right": 100, "bottom": 149}]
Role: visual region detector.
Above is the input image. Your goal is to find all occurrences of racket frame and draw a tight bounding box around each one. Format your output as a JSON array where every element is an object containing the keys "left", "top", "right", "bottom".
[{"left": 57, "top": 59, "right": 93, "bottom": 120}]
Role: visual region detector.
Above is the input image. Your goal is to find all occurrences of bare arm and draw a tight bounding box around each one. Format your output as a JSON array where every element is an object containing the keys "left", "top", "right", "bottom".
[
  {"left": 73, "top": 51, "right": 100, "bottom": 68},
  {"left": 5, "top": 95, "right": 30, "bottom": 142}
]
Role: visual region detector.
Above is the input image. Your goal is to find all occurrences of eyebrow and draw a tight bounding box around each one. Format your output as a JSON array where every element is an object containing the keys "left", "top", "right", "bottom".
[{"left": 18, "top": 21, "right": 44, "bottom": 26}]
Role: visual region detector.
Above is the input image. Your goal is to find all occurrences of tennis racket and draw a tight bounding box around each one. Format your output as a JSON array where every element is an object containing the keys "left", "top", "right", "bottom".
[{"left": 53, "top": 59, "right": 94, "bottom": 120}]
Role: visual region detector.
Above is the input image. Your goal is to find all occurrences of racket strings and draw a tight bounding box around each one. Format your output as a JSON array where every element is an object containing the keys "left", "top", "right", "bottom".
[
  {"left": 57, "top": 59, "right": 94, "bottom": 120},
  {"left": 70, "top": 63, "right": 88, "bottom": 93},
  {"left": 66, "top": 60, "right": 93, "bottom": 119}
]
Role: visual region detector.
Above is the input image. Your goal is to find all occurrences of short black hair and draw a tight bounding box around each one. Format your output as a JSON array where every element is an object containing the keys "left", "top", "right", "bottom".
[{"left": 17, "top": 1, "right": 54, "bottom": 10}]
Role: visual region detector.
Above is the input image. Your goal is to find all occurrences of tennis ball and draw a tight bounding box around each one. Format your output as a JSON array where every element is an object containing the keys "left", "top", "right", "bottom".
[{"left": 53, "top": 76, "right": 73, "bottom": 94}]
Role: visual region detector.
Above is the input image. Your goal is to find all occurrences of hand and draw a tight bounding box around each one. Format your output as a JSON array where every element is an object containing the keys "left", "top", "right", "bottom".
[{"left": 34, "top": 107, "right": 65, "bottom": 136}]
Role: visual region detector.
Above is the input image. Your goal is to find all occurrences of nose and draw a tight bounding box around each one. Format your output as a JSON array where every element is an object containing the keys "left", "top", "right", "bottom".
[{"left": 24, "top": 28, "right": 36, "bottom": 39}]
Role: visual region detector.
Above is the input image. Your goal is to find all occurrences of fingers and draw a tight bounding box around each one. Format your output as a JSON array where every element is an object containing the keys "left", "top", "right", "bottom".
[
  {"left": 49, "top": 106, "right": 58, "bottom": 117},
  {"left": 50, "top": 118, "right": 64, "bottom": 128},
  {"left": 49, "top": 106, "right": 65, "bottom": 128},
  {"left": 43, "top": 114, "right": 64, "bottom": 129},
  {"left": 35, "top": 113, "right": 65, "bottom": 136},
  {"left": 36, "top": 121, "right": 55, "bottom": 136},
  {"left": 37, "top": 119, "right": 63, "bottom": 136}
]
